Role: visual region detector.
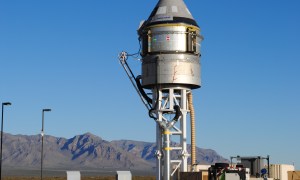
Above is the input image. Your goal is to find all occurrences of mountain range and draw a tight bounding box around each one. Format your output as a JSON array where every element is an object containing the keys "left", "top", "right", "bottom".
[{"left": 2, "top": 132, "right": 228, "bottom": 172}]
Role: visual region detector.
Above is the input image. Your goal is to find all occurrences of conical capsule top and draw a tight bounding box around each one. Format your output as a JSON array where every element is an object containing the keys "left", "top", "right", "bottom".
[{"left": 142, "top": 0, "right": 198, "bottom": 28}]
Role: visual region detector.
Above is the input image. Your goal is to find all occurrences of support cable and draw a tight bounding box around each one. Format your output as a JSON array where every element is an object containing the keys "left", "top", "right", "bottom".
[{"left": 118, "top": 51, "right": 152, "bottom": 111}]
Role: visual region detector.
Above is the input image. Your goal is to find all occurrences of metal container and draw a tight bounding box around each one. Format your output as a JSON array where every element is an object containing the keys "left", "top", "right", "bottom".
[{"left": 270, "top": 164, "right": 295, "bottom": 180}]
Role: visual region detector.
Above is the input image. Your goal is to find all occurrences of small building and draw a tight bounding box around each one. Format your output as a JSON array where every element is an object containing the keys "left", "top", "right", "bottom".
[
  {"left": 288, "top": 171, "right": 300, "bottom": 180},
  {"left": 231, "top": 155, "right": 270, "bottom": 177},
  {"left": 270, "top": 164, "right": 295, "bottom": 180},
  {"left": 116, "top": 171, "right": 132, "bottom": 180},
  {"left": 66, "top": 171, "right": 81, "bottom": 180}
]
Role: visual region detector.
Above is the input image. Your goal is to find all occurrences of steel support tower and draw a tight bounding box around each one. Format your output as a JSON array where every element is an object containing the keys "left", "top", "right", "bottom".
[
  {"left": 119, "top": 0, "right": 203, "bottom": 179},
  {"left": 152, "top": 87, "right": 190, "bottom": 180}
]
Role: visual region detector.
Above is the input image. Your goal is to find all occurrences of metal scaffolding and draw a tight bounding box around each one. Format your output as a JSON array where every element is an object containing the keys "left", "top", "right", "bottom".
[{"left": 152, "top": 87, "right": 190, "bottom": 180}]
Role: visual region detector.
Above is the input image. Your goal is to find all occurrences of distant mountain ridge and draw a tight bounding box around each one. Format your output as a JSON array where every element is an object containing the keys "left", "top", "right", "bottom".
[{"left": 2, "top": 132, "right": 228, "bottom": 171}]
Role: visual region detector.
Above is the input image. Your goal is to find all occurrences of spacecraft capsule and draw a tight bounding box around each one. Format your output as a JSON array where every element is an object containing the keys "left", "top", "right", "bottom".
[{"left": 138, "top": 0, "right": 203, "bottom": 89}]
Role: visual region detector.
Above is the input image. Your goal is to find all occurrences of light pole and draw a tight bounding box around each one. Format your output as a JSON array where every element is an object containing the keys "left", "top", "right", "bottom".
[
  {"left": 41, "top": 108, "right": 51, "bottom": 180},
  {"left": 0, "top": 102, "right": 11, "bottom": 180}
]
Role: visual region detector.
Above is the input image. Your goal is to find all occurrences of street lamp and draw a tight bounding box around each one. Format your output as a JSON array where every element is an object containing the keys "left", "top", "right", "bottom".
[
  {"left": 41, "top": 108, "right": 51, "bottom": 180},
  {"left": 0, "top": 102, "right": 11, "bottom": 180}
]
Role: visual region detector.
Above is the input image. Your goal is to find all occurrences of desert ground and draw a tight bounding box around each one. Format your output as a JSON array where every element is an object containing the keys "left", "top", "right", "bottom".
[
  {"left": 2, "top": 177, "right": 155, "bottom": 180},
  {"left": 2, "top": 168, "right": 155, "bottom": 180}
]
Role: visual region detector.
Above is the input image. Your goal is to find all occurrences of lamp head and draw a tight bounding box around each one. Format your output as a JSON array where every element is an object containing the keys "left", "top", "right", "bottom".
[
  {"left": 43, "top": 109, "right": 51, "bottom": 112},
  {"left": 2, "top": 102, "right": 12, "bottom": 106}
]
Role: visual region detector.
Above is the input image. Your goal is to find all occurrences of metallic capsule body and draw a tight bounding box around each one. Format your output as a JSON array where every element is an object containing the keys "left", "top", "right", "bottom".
[
  {"left": 142, "top": 53, "right": 200, "bottom": 89},
  {"left": 140, "top": 24, "right": 202, "bottom": 89}
]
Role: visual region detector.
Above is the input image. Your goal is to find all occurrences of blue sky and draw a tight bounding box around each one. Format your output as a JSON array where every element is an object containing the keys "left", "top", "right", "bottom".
[{"left": 0, "top": 0, "right": 299, "bottom": 168}]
